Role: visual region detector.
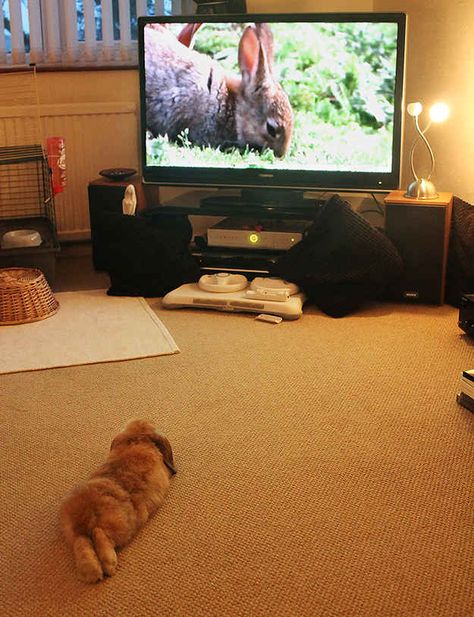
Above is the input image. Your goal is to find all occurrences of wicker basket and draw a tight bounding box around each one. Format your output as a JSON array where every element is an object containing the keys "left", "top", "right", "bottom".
[{"left": 0, "top": 267, "right": 59, "bottom": 325}]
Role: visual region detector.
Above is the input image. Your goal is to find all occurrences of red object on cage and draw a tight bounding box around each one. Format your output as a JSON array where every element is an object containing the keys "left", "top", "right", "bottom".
[{"left": 46, "top": 137, "right": 66, "bottom": 195}]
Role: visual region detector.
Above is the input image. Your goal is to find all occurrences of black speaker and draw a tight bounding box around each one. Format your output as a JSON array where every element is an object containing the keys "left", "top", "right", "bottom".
[
  {"left": 88, "top": 180, "right": 130, "bottom": 270},
  {"left": 88, "top": 177, "right": 160, "bottom": 270},
  {"left": 384, "top": 191, "right": 453, "bottom": 304}
]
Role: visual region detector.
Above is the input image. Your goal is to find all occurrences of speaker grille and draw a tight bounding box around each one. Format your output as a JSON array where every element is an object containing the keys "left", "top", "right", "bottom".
[{"left": 385, "top": 203, "right": 448, "bottom": 304}]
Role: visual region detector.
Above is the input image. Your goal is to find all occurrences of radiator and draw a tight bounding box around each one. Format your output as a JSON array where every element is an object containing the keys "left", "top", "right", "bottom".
[{"left": 0, "top": 102, "right": 139, "bottom": 241}]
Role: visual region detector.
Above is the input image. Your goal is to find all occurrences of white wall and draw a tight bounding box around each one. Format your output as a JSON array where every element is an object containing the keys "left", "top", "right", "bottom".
[{"left": 373, "top": 0, "right": 474, "bottom": 203}]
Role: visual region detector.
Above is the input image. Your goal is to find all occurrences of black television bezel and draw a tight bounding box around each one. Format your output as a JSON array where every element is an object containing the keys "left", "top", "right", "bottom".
[{"left": 138, "top": 12, "right": 406, "bottom": 193}]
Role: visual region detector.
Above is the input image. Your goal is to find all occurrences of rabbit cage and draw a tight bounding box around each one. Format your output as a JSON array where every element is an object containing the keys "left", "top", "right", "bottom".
[{"left": 0, "top": 145, "right": 59, "bottom": 284}]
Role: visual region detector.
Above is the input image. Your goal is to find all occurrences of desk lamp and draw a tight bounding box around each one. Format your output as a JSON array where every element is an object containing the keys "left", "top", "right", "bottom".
[{"left": 405, "top": 101, "right": 449, "bottom": 199}]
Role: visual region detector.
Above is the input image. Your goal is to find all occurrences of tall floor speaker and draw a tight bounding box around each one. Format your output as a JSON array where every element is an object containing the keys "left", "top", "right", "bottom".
[
  {"left": 384, "top": 190, "right": 453, "bottom": 304},
  {"left": 88, "top": 176, "right": 160, "bottom": 270}
]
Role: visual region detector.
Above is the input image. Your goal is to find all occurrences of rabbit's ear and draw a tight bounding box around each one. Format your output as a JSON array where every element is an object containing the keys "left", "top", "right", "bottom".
[
  {"left": 238, "top": 25, "right": 273, "bottom": 89},
  {"left": 254, "top": 23, "right": 274, "bottom": 70},
  {"left": 238, "top": 26, "right": 262, "bottom": 82},
  {"left": 151, "top": 433, "right": 177, "bottom": 475},
  {"left": 177, "top": 23, "right": 202, "bottom": 48}
]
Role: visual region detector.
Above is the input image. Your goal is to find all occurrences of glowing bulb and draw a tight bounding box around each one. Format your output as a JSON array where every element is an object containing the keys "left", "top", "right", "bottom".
[
  {"left": 249, "top": 233, "right": 259, "bottom": 244},
  {"left": 407, "top": 102, "right": 423, "bottom": 117},
  {"left": 429, "top": 102, "right": 449, "bottom": 123}
]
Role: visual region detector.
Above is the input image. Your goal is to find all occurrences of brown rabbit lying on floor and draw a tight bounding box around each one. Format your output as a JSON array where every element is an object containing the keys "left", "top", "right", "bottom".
[{"left": 59, "top": 420, "right": 176, "bottom": 583}]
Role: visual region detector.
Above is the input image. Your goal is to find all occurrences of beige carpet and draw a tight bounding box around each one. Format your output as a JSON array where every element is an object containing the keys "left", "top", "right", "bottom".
[
  {"left": 0, "top": 300, "right": 473, "bottom": 617},
  {"left": 0, "top": 290, "right": 178, "bottom": 374}
]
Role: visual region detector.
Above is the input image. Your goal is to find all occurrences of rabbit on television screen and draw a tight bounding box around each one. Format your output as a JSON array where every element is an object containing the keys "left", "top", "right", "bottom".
[{"left": 144, "top": 22, "right": 293, "bottom": 158}]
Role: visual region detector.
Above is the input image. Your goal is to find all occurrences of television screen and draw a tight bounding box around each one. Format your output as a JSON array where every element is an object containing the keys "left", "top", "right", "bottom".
[{"left": 138, "top": 13, "right": 406, "bottom": 194}]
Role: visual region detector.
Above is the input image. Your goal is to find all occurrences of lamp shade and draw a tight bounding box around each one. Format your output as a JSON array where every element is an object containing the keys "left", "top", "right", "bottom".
[
  {"left": 407, "top": 102, "right": 423, "bottom": 117},
  {"left": 429, "top": 102, "right": 449, "bottom": 123}
]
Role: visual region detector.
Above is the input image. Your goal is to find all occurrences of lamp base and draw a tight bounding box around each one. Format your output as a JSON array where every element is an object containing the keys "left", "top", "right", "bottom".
[{"left": 404, "top": 178, "right": 438, "bottom": 200}]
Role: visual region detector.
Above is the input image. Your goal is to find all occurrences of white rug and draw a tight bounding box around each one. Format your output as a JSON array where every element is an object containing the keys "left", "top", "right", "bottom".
[{"left": 0, "top": 290, "right": 179, "bottom": 375}]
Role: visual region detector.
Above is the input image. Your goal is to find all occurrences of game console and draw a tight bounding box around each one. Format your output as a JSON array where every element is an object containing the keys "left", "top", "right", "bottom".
[
  {"left": 207, "top": 217, "right": 310, "bottom": 250},
  {"left": 162, "top": 273, "right": 305, "bottom": 320}
]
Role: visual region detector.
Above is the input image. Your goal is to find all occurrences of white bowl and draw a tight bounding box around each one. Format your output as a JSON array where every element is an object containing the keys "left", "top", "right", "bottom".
[{"left": 1, "top": 229, "right": 42, "bottom": 249}]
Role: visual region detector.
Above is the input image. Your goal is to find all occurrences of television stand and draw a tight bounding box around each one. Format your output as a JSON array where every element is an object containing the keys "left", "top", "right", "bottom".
[
  {"left": 155, "top": 187, "right": 324, "bottom": 220},
  {"left": 87, "top": 176, "right": 324, "bottom": 276},
  {"left": 162, "top": 189, "right": 320, "bottom": 274},
  {"left": 200, "top": 188, "right": 313, "bottom": 212}
]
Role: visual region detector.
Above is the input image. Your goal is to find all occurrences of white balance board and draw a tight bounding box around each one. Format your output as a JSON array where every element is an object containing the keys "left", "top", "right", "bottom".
[{"left": 162, "top": 275, "right": 305, "bottom": 320}]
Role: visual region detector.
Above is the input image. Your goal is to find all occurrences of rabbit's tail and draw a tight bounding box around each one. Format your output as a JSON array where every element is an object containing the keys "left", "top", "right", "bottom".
[{"left": 72, "top": 528, "right": 117, "bottom": 583}]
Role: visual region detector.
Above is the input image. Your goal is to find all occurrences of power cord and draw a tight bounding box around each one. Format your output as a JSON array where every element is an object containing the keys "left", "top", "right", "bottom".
[{"left": 358, "top": 193, "right": 385, "bottom": 216}]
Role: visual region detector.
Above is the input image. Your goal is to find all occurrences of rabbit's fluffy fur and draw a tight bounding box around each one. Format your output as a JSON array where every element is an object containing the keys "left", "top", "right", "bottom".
[
  {"left": 59, "top": 420, "right": 176, "bottom": 583},
  {"left": 145, "top": 22, "right": 293, "bottom": 157}
]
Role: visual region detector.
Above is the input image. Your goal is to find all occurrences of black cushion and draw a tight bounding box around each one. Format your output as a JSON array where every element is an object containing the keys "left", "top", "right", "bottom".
[
  {"left": 94, "top": 211, "right": 200, "bottom": 297},
  {"left": 446, "top": 196, "right": 474, "bottom": 307},
  {"left": 270, "top": 194, "right": 403, "bottom": 317}
]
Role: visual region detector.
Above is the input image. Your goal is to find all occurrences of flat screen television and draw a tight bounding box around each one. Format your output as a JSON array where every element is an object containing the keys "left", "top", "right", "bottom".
[{"left": 138, "top": 12, "right": 406, "bottom": 207}]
